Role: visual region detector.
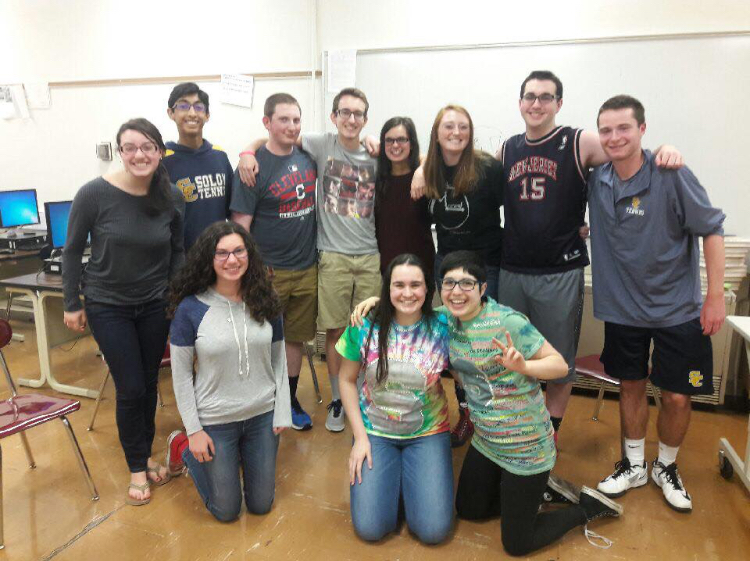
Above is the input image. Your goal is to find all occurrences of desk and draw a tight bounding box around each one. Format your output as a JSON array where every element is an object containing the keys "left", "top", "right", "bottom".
[
  {"left": 0, "top": 272, "right": 98, "bottom": 399},
  {"left": 719, "top": 315, "right": 750, "bottom": 493}
]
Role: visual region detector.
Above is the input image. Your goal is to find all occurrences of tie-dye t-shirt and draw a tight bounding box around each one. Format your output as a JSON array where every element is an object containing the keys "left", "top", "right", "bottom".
[
  {"left": 336, "top": 314, "right": 450, "bottom": 439},
  {"left": 445, "top": 298, "right": 556, "bottom": 475}
]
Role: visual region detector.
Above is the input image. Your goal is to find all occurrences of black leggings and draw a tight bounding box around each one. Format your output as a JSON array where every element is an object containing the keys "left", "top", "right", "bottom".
[{"left": 456, "top": 446, "right": 586, "bottom": 557}]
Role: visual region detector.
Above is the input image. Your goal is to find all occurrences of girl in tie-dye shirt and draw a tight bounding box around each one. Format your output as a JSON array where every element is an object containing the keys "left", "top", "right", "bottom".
[{"left": 336, "top": 254, "right": 453, "bottom": 545}]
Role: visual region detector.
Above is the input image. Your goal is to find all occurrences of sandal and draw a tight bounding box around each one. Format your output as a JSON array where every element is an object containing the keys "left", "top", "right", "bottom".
[
  {"left": 146, "top": 463, "right": 173, "bottom": 487},
  {"left": 126, "top": 482, "right": 151, "bottom": 506}
]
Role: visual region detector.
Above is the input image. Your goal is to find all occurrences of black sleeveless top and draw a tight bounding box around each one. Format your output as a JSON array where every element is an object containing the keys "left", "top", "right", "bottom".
[{"left": 501, "top": 126, "right": 589, "bottom": 273}]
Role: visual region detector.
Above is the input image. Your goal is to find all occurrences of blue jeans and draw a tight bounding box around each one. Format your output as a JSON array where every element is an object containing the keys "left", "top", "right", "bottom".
[
  {"left": 182, "top": 411, "right": 280, "bottom": 522},
  {"left": 85, "top": 298, "right": 169, "bottom": 473},
  {"left": 350, "top": 432, "right": 453, "bottom": 544},
  {"left": 434, "top": 252, "right": 499, "bottom": 301}
]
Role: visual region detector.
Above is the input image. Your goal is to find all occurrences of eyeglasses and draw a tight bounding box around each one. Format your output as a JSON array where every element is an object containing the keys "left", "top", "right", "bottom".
[
  {"left": 521, "top": 93, "right": 558, "bottom": 104},
  {"left": 440, "top": 278, "right": 479, "bottom": 291},
  {"left": 384, "top": 137, "right": 410, "bottom": 146},
  {"left": 172, "top": 102, "right": 207, "bottom": 113},
  {"left": 336, "top": 108, "right": 366, "bottom": 121},
  {"left": 214, "top": 248, "right": 248, "bottom": 261},
  {"left": 119, "top": 142, "right": 158, "bottom": 155}
]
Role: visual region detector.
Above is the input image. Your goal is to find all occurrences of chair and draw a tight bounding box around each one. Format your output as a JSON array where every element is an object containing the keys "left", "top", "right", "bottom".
[
  {"left": 88, "top": 347, "right": 169, "bottom": 431},
  {"left": 0, "top": 319, "right": 99, "bottom": 550},
  {"left": 575, "top": 354, "right": 662, "bottom": 421},
  {"left": 304, "top": 342, "right": 323, "bottom": 404}
]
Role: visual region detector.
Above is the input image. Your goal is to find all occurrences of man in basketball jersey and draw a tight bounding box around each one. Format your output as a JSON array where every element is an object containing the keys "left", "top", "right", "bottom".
[{"left": 497, "top": 71, "right": 682, "bottom": 442}]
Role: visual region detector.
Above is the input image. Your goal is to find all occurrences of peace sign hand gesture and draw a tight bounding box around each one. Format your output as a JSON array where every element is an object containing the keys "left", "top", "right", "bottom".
[{"left": 492, "top": 331, "right": 527, "bottom": 375}]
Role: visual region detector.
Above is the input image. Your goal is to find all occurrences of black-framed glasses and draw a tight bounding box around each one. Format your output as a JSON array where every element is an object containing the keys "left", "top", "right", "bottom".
[
  {"left": 440, "top": 278, "right": 479, "bottom": 291},
  {"left": 214, "top": 248, "right": 248, "bottom": 261},
  {"left": 384, "top": 137, "right": 410, "bottom": 146},
  {"left": 336, "top": 108, "right": 366, "bottom": 121},
  {"left": 521, "top": 93, "right": 558, "bottom": 104},
  {"left": 172, "top": 101, "right": 207, "bottom": 113},
  {"left": 119, "top": 142, "right": 158, "bottom": 155}
]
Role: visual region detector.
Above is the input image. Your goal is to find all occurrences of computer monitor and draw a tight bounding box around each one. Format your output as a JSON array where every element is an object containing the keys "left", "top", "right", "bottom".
[
  {"left": 44, "top": 200, "right": 73, "bottom": 249},
  {"left": 0, "top": 189, "right": 40, "bottom": 228}
]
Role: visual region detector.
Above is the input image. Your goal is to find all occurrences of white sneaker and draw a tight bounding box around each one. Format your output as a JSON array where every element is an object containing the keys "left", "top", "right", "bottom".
[
  {"left": 325, "top": 399, "right": 345, "bottom": 432},
  {"left": 651, "top": 460, "right": 692, "bottom": 512},
  {"left": 597, "top": 458, "right": 648, "bottom": 497}
]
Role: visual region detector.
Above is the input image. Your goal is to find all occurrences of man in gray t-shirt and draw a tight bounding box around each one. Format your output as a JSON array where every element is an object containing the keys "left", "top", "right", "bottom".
[
  {"left": 590, "top": 95, "right": 725, "bottom": 514},
  {"left": 238, "top": 88, "right": 381, "bottom": 433},
  {"left": 232, "top": 93, "right": 318, "bottom": 432}
]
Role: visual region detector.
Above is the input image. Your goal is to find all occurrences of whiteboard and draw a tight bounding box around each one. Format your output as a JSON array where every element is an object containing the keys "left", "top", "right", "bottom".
[{"left": 340, "top": 34, "right": 750, "bottom": 237}]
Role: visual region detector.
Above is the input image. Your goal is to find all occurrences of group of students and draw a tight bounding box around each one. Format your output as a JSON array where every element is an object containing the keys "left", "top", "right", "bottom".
[{"left": 59, "top": 69, "right": 726, "bottom": 555}]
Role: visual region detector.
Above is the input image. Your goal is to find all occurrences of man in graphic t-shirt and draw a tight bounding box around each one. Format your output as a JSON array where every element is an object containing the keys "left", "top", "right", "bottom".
[
  {"left": 237, "top": 88, "right": 380, "bottom": 433},
  {"left": 232, "top": 93, "right": 318, "bottom": 431}
]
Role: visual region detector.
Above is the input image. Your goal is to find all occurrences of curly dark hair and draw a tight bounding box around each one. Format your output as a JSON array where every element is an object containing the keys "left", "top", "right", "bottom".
[{"left": 168, "top": 221, "right": 281, "bottom": 322}]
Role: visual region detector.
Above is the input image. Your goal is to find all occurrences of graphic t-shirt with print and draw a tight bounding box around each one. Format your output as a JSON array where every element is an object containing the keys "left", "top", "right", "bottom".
[
  {"left": 336, "top": 314, "right": 450, "bottom": 439},
  {"left": 302, "top": 132, "right": 378, "bottom": 255},
  {"left": 445, "top": 298, "right": 555, "bottom": 475}
]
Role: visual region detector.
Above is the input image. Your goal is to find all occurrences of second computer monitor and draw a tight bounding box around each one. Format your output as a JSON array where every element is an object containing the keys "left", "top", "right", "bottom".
[
  {"left": 0, "top": 189, "right": 40, "bottom": 228},
  {"left": 45, "top": 200, "right": 73, "bottom": 249}
]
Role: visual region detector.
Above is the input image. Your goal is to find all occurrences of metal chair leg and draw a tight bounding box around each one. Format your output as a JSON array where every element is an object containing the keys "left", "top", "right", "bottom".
[
  {"left": 650, "top": 381, "right": 662, "bottom": 410},
  {"left": 304, "top": 342, "right": 323, "bottom": 404},
  {"left": 1, "top": 443, "right": 4, "bottom": 550},
  {"left": 60, "top": 417, "right": 99, "bottom": 501},
  {"left": 156, "top": 380, "right": 164, "bottom": 408},
  {"left": 4, "top": 294, "right": 12, "bottom": 321},
  {"left": 592, "top": 379, "right": 606, "bottom": 421},
  {"left": 18, "top": 432, "right": 35, "bottom": 469},
  {"left": 87, "top": 369, "right": 110, "bottom": 431}
]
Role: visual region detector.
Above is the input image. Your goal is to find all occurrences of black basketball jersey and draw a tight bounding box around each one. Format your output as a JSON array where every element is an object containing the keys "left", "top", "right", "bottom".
[{"left": 501, "top": 126, "right": 589, "bottom": 273}]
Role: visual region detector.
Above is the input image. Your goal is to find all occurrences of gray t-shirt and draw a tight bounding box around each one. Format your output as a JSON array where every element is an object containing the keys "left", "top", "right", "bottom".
[
  {"left": 230, "top": 146, "right": 317, "bottom": 269},
  {"left": 301, "top": 132, "right": 378, "bottom": 255},
  {"left": 588, "top": 150, "right": 725, "bottom": 328}
]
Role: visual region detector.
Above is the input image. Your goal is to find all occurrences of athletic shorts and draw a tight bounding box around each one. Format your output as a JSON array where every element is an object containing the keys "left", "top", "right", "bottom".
[
  {"left": 317, "top": 251, "right": 381, "bottom": 330},
  {"left": 269, "top": 264, "right": 318, "bottom": 343},
  {"left": 600, "top": 318, "right": 714, "bottom": 396},
  {"left": 497, "top": 268, "right": 584, "bottom": 384}
]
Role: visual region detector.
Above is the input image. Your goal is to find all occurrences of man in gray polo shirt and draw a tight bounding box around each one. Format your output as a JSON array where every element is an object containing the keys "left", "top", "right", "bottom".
[
  {"left": 238, "top": 88, "right": 380, "bottom": 433},
  {"left": 588, "top": 95, "right": 725, "bottom": 513}
]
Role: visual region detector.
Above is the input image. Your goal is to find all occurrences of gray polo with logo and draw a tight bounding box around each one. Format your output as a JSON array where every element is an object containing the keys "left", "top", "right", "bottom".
[{"left": 587, "top": 150, "right": 725, "bottom": 328}]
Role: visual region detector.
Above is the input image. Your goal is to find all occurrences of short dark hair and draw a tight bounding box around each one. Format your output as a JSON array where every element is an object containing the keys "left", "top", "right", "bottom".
[
  {"left": 331, "top": 87, "right": 369, "bottom": 116},
  {"left": 168, "top": 82, "right": 210, "bottom": 114},
  {"left": 439, "top": 250, "right": 488, "bottom": 302},
  {"left": 597, "top": 95, "right": 646, "bottom": 126},
  {"left": 520, "top": 70, "right": 563, "bottom": 99},
  {"left": 264, "top": 93, "right": 301, "bottom": 118}
]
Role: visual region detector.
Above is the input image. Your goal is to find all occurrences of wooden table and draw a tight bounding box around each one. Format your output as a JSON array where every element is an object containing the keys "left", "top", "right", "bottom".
[
  {"left": 0, "top": 272, "right": 98, "bottom": 399},
  {"left": 718, "top": 315, "right": 750, "bottom": 493}
]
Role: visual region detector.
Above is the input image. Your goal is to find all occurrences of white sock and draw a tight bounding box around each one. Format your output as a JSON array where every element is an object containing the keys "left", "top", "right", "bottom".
[
  {"left": 329, "top": 375, "right": 341, "bottom": 401},
  {"left": 657, "top": 442, "right": 679, "bottom": 467},
  {"left": 624, "top": 438, "right": 645, "bottom": 465}
]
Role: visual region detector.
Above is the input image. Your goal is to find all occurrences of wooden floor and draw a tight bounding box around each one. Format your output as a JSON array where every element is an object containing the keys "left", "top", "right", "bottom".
[{"left": 1, "top": 319, "right": 749, "bottom": 561}]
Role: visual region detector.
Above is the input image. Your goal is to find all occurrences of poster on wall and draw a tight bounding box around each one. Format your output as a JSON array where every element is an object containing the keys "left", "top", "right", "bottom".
[
  {"left": 0, "top": 86, "right": 17, "bottom": 119},
  {"left": 220, "top": 74, "right": 255, "bottom": 108}
]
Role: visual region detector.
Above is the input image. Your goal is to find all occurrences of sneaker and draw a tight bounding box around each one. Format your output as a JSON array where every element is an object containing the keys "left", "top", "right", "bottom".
[
  {"left": 543, "top": 473, "right": 581, "bottom": 505},
  {"left": 450, "top": 407, "right": 474, "bottom": 448},
  {"left": 596, "top": 458, "right": 648, "bottom": 497},
  {"left": 325, "top": 399, "right": 345, "bottom": 432},
  {"left": 579, "top": 486, "right": 624, "bottom": 549},
  {"left": 165, "top": 430, "right": 188, "bottom": 475},
  {"left": 651, "top": 460, "right": 692, "bottom": 513},
  {"left": 291, "top": 401, "right": 313, "bottom": 431}
]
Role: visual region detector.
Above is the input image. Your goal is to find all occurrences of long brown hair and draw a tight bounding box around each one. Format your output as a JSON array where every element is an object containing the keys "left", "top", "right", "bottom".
[
  {"left": 423, "top": 104, "right": 490, "bottom": 198},
  {"left": 168, "top": 221, "right": 281, "bottom": 323}
]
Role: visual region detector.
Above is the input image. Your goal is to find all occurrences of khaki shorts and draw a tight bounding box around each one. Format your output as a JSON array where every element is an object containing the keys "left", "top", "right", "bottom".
[
  {"left": 270, "top": 264, "right": 318, "bottom": 343},
  {"left": 317, "top": 251, "right": 381, "bottom": 330}
]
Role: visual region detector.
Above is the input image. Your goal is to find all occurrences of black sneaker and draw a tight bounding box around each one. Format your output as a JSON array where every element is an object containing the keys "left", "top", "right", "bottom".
[
  {"left": 542, "top": 473, "right": 581, "bottom": 505},
  {"left": 579, "top": 486, "right": 623, "bottom": 549}
]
